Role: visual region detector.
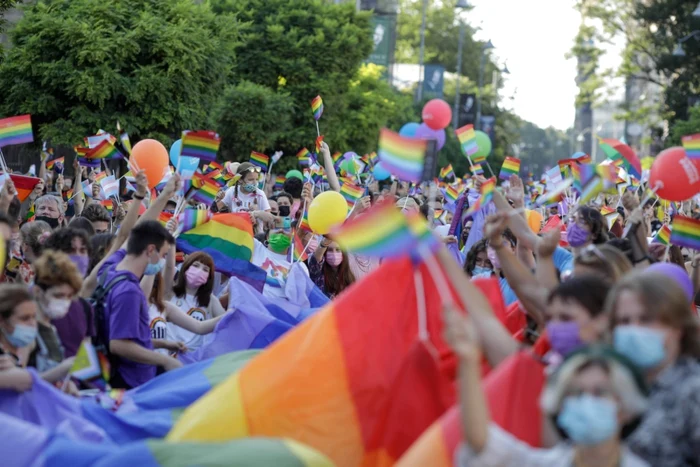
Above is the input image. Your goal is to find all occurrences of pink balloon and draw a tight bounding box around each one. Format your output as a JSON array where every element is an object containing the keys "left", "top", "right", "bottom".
[
  {"left": 649, "top": 146, "right": 700, "bottom": 201},
  {"left": 422, "top": 99, "right": 452, "bottom": 130},
  {"left": 415, "top": 123, "right": 446, "bottom": 151}
]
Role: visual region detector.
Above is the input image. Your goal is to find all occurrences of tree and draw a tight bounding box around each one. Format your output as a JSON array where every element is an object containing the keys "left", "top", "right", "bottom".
[
  {"left": 669, "top": 106, "right": 700, "bottom": 146},
  {"left": 0, "top": 0, "right": 17, "bottom": 58},
  {"left": 0, "top": 0, "right": 239, "bottom": 146}
]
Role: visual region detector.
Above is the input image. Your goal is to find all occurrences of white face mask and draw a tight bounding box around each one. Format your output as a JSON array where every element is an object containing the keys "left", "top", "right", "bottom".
[{"left": 45, "top": 298, "right": 71, "bottom": 320}]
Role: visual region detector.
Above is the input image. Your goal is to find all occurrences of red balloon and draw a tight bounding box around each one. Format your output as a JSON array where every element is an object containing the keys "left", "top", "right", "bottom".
[
  {"left": 650, "top": 146, "right": 700, "bottom": 201},
  {"left": 421, "top": 99, "right": 452, "bottom": 130}
]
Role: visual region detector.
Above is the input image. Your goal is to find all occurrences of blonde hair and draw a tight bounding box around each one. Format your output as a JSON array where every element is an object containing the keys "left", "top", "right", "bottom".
[{"left": 33, "top": 250, "right": 83, "bottom": 294}]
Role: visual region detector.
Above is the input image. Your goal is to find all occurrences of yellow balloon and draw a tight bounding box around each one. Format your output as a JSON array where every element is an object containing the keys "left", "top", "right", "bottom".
[{"left": 308, "top": 191, "right": 348, "bottom": 234}]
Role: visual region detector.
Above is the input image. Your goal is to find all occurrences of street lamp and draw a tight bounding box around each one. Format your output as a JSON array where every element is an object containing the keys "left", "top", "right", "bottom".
[
  {"left": 475, "top": 39, "right": 494, "bottom": 131},
  {"left": 672, "top": 30, "right": 700, "bottom": 57},
  {"left": 452, "top": 0, "right": 470, "bottom": 129}
]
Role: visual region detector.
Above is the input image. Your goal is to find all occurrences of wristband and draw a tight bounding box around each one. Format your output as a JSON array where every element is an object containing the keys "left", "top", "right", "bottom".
[{"left": 133, "top": 194, "right": 145, "bottom": 200}]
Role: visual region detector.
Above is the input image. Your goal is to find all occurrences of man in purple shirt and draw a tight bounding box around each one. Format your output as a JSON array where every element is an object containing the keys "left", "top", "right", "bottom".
[{"left": 98, "top": 220, "right": 181, "bottom": 389}]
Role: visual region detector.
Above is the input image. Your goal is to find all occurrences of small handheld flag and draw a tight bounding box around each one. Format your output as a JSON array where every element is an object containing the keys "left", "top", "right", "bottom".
[
  {"left": 0, "top": 115, "right": 33, "bottom": 148},
  {"left": 377, "top": 128, "right": 426, "bottom": 183},
  {"left": 653, "top": 224, "right": 671, "bottom": 246},
  {"left": 499, "top": 157, "right": 520, "bottom": 180},
  {"left": 311, "top": 95, "right": 324, "bottom": 121},
  {"left": 340, "top": 182, "right": 364, "bottom": 209},
  {"left": 465, "top": 177, "right": 496, "bottom": 217},
  {"left": 250, "top": 151, "right": 270, "bottom": 171},
  {"left": 682, "top": 134, "right": 700, "bottom": 160},
  {"left": 670, "top": 216, "right": 700, "bottom": 250},
  {"left": 439, "top": 164, "right": 454, "bottom": 180},
  {"left": 455, "top": 124, "right": 478, "bottom": 157},
  {"left": 181, "top": 130, "right": 221, "bottom": 162},
  {"left": 535, "top": 178, "right": 574, "bottom": 207},
  {"left": 297, "top": 148, "right": 310, "bottom": 166}
]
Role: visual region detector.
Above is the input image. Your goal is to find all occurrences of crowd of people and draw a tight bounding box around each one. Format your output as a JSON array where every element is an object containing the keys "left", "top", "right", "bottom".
[{"left": 1, "top": 138, "right": 700, "bottom": 465}]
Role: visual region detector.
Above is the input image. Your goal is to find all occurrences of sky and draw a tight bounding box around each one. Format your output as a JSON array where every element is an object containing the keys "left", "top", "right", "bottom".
[{"left": 466, "top": 0, "right": 581, "bottom": 131}]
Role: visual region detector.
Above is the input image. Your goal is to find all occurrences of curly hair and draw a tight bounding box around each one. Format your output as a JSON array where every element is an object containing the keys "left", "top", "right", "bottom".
[
  {"left": 43, "top": 227, "right": 90, "bottom": 256},
  {"left": 81, "top": 203, "right": 111, "bottom": 224},
  {"left": 33, "top": 250, "right": 83, "bottom": 293}
]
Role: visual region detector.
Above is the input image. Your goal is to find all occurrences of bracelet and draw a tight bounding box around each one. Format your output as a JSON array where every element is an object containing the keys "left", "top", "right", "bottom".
[
  {"left": 320, "top": 240, "right": 331, "bottom": 248},
  {"left": 133, "top": 194, "right": 145, "bottom": 200}
]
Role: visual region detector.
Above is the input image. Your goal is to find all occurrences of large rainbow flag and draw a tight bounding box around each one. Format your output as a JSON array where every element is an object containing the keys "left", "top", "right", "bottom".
[
  {"left": 167, "top": 258, "right": 462, "bottom": 466},
  {"left": 0, "top": 114, "right": 33, "bottom": 148}
]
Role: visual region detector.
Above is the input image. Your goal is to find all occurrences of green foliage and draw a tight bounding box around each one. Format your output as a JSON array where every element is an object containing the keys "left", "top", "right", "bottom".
[
  {"left": 211, "top": 81, "right": 295, "bottom": 162},
  {"left": 0, "top": 0, "right": 238, "bottom": 146},
  {"left": 0, "top": 0, "right": 17, "bottom": 57},
  {"left": 515, "top": 120, "right": 571, "bottom": 175},
  {"left": 669, "top": 106, "right": 700, "bottom": 146}
]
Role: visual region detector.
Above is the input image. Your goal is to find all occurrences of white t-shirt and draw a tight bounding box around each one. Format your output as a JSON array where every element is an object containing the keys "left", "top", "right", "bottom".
[
  {"left": 251, "top": 239, "right": 309, "bottom": 300},
  {"left": 148, "top": 304, "right": 172, "bottom": 356},
  {"left": 166, "top": 294, "right": 213, "bottom": 351},
  {"left": 222, "top": 186, "right": 270, "bottom": 213}
]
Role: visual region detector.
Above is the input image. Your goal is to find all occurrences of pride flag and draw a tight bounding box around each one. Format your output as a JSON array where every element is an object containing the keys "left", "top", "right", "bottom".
[
  {"left": 177, "top": 213, "right": 254, "bottom": 276},
  {"left": 653, "top": 224, "right": 672, "bottom": 246},
  {"left": 465, "top": 177, "right": 496, "bottom": 217},
  {"left": 179, "top": 208, "right": 212, "bottom": 234},
  {"left": 167, "top": 258, "right": 459, "bottom": 466},
  {"left": 274, "top": 175, "right": 286, "bottom": 191},
  {"left": 181, "top": 130, "right": 220, "bottom": 162},
  {"left": 299, "top": 208, "right": 311, "bottom": 232},
  {"left": 455, "top": 124, "right": 478, "bottom": 156},
  {"left": 340, "top": 181, "right": 364, "bottom": 209},
  {"left": 45, "top": 157, "right": 64, "bottom": 171},
  {"left": 291, "top": 229, "right": 309, "bottom": 262},
  {"left": 682, "top": 133, "right": 700, "bottom": 159},
  {"left": 87, "top": 139, "right": 123, "bottom": 160},
  {"left": 191, "top": 172, "right": 221, "bottom": 207},
  {"left": 158, "top": 211, "right": 173, "bottom": 227},
  {"left": 377, "top": 128, "right": 426, "bottom": 183},
  {"left": 471, "top": 163, "right": 484, "bottom": 175},
  {"left": 10, "top": 174, "right": 41, "bottom": 202},
  {"left": 311, "top": 95, "right": 324, "bottom": 121},
  {"left": 297, "top": 148, "right": 310, "bottom": 166},
  {"left": 70, "top": 340, "right": 110, "bottom": 388},
  {"left": 250, "top": 151, "right": 270, "bottom": 171},
  {"left": 443, "top": 184, "right": 461, "bottom": 205},
  {"left": 0, "top": 114, "right": 33, "bottom": 147},
  {"left": 535, "top": 178, "right": 574, "bottom": 207},
  {"left": 499, "top": 156, "right": 520, "bottom": 180},
  {"left": 439, "top": 164, "right": 454, "bottom": 180},
  {"left": 670, "top": 215, "right": 700, "bottom": 250}
]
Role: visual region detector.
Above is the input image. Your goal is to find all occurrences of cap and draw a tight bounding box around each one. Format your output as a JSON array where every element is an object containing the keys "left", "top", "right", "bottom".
[{"left": 236, "top": 162, "right": 261, "bottom": 175}]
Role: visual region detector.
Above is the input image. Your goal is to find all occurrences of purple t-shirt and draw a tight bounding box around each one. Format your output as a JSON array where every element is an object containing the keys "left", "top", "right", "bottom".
[
  {"left": 52, "top": 299, "right": 94, "bottom": 358},
  {"left": 99, "top": 249, "right": 155, "bottom": 387}
]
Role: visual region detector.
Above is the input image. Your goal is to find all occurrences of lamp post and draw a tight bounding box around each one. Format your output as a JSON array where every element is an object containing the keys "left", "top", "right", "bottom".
[
  {"left": 475, "top": 39, "right": 494, "bottom": 131},
  {"left": 415, "top": 0, "right": 429, "bottom": 103},
  {"left": 452, "top": 0, "right": 470, "bottom": 129},
  {"left": 672, "top": 30, "right": 700, "bottom": 57}
]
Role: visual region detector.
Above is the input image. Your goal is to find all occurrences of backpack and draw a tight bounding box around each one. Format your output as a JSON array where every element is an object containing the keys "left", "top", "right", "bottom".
[{"left": 89, "top": 268, "right": 129, "bottom": 381}]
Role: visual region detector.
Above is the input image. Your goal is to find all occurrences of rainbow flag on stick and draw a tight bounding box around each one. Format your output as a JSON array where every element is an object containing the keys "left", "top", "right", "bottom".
[
  {"left": 181, "top": 130, "right": 220, "bottom": 162},
  {"left": 274, "top": 175, "right": 286, "bottom": 191},
  {"left": 377, "top": 128, "right": 426, "bottom": 183},
  {"left": 191, "top": 172, "right": 222, "bottom": 207},
  {"left": 653, "top": 224, "right": 672, "bottom": 246},
  {"left": 340, "top": 182, "right": 364, "bottom": 209},
  {"left": 670, "top": 216, "right": 700, "bottom": 250},
  {"left": 45, "top": 157, "right": 64, "bottom": 171},
  {"left": 682, "top": 133, "right": 700, "bottom": 160},
  {"left": 465, "top": 177, "right": 496, "bottom": 217},
  {"left": 0, "top": 115, "right": 33, "bottom": 148},
  {"left": 535, "top": 178, "right": 574, "bottom": 207},
  {"left": 439, "top": 164, "right": 454, "bottom": 180},
  {"left": 311, "top": 96, "right": 324, "bottom": 121},
  {"left": 158, "top": 211, "right": 173, "bottom": 227},
  {"left": 250, "top": 151, "right": 270, "bottom": 171},
  {"left": 455, "top": 124, "right": 478, "bottom": 157},
  {"left": 499, "top": 157, "right": 520, "bottom": 180},
  {"left": 116, "top": 121, "right": 132, "bottom": 155},
  {"left": 87, "top": 139, "right": 123, "bottom": 160},
  {"left": 10, "top": 174, "right": 41, "bottom": 202},
  {"left": 299, "top": 208, "right": 311, "bottom": 232},
  {"left": 179, "top": 208, "right": 212, "bottom": 234},
  {"left": 442, "top": 185, "right": 461, "bottom": 205},
  {"left": 290, "top": 229, "right": 309, "bottom": 262},
  {"left": 471, "top": 163, "right": 484, "bottom": 175},
  {"left": 297, "top": 148, "right": 310, "bottom": 167}
]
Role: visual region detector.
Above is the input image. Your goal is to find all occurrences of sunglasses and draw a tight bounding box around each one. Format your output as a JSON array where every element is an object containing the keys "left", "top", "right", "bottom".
[{"left": 242, "top": 167, "right": 262, "bottom": 174}]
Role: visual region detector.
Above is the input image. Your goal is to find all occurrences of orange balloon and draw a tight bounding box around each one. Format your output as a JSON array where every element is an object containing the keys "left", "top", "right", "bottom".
[{"left": 131, "top": 139, "right": 169, "bottom": 188}]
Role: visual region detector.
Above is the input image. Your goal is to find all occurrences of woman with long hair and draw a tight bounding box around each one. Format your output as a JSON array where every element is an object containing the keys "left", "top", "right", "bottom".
[{"left": 308, "top": 238, "right": 356, "bottom": 299}]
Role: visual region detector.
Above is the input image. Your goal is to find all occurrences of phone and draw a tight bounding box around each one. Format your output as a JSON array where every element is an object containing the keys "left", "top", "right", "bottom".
[{"left": 274, "top": 216, "right": 292, "bottom": 231}]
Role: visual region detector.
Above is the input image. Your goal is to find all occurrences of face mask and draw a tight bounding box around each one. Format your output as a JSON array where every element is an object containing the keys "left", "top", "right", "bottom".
[
  {"left": 326, "top": 251, "right": 343, "bottom": 267},
  {"left": 268, "top": 233, "right": 291, "bottom": 253},
  {"left": 45, "top": 298, "right": 72, "bottom": 320},
  {"left": 2, "top": 324, "right": 38, "bottom": 348},
  {"left": 278, "top": 206, "right": 291, "bottom": 217},
  {"left": 557, "top": 394, "right": 618, "bottom": 445},
  {"left": 36, "top": 215, "right": 60, "bottom": 229},
  {"left": 144, "top": 256, "right": 166, "bottom": 276},
  {"left": 472, "top": 266, "right": 492, "bottom": 276},
  {"left": 487, "top": 248, "right": 501, "bottom": 270},
  {"left": 185, "top": 267, "right": 209, "bottom": 288},
  {"left": 69, "top": 254, "right": 90, "bottom": 277},
  {"left": 613, "top": 325, "right": 666, "bottom": 369},
  {"left": 546, "top": 321, "right": 583, "bottom": 357},
  {"left": 242, "top": 183, "right": 257, "bottom": 193},
  {"left": 306, "top": 236, "right": 319, "bottom": 254},
  {"left": 567, "top": 222, "right": 590, "bottom": 247}
]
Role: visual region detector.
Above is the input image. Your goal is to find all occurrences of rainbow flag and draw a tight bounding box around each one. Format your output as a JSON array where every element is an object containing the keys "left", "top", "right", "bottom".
[
  {"left": 465, "top": 177, "right": 496, "bottom": 217},
  {"left": 250, "top": 151, "right": 270, "bottom": 171},
  {"left": 45, "top": 157, "right": 64, "bottom": 171},
  {"left": 25, "top": 203, "right": 35, "bottom": 222},
  {"left": 10, "top": 174, "right": 41, "bottom": 202},
  {"left": 87, "top": 140, "right": 123, "bottom": 160},
  {"left": 499, "top": 156, "right": 520, "bottom": 180},
  {"left": 579, "top": 174, "right": 604, "bottom": 204},
  {"left": 310, "top": 165, "right": 324, "bottom": 185},
  {"left": 0, "top": 114, "right": 33, "bottom": 147},
  {"left": 274, "top": 175, "right": 286, "bottom": 191},
  {"left": 670, "top": 216, "right": 700, "bottom": 250},
  {"left": 332, "top": 151, "right": 343, "bottom": 169},
  {"left": 299, "top": 208, "right": 311, "bottom": 232},
  {"left": 653, "top": 224, "right": 672, "bottom": 245},
  {"left": 179, "top": 208, "right": 212, "bottom": 234},
  {"left": 158, "top": 211, "right": 173, "bottom": 227},
  {"left": 207, "top": 161, "right": 224, "bottom": 173},
  {"left": 116, "top": 121, "right": 132, "bottom": 155},
  {"left": 70, "top": 340, "right": 110, "bottom": 386},
  {"left": 297, "top": 148, "right": 310, "bottom": 166},
  {"left": 177, "top": 213, "right": 255, "bottom": 275},
  {"left": 331, "top": 199, "right": 437, "bottom": 258},
  {"left": 535, "top": 178, "right": 574, "bottom": 207},
  {"left": 100, "top": 199, "right": 114, "bottom": 212},
  {"left": 192, "top": 172, "right": 221, "bottom": 207},
  {"left": 682, "top": 133, "right": 700, "bottom": 160},
  {"left": 471, "top": 163, "right": 484, "bottom": 175},
  {"left": 291, "top": 229, "right": 309, "bottom": 262},
  {"left": 315, "top": 135, "right": 324, "bottom": 153},
  {"left": 167, "top": 257, "right": 458, "bottom": 466},
  {"left": 439, "top": 164, "right": 454, "bottom": 180},
  {"left": 600, "top": 206, "right": 616, "bottom": 216},
  {"left": 377, "top": 128, "right": 426, "bottom": 183},
  {"left": 62, "top": 189, "right": 73, "bottom": 201},
  {"left": 181, "top": 130, "right": 221, "bottom": 162},
  {"left": 455, "top": 124, "right": 478, "bottom": 156},
  {"left": 340, "top": 182, "right": 364, "bottom": 209},
  {"left": 443, "top": 185, "right": 461, "bottom": 205},
  {"left": 311, "top": 95, "right": 324, "bottom": 121}
]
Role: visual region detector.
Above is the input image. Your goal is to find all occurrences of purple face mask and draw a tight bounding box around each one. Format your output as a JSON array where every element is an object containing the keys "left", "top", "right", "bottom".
[
  {"left": 546, "top": 321, "right": 583, "bottom": 357},
  {"left": 69, "top": 254, "right": 90, "bottom": 277},
  {"left": 566, "top": 222, "right": 590, "bottom": 247}
]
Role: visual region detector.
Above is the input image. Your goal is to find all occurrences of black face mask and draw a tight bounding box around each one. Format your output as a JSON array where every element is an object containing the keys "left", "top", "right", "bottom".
[
  {"left": 278, "top": 206, "right": 291, "bottom": 217},
  {"left": 35, "top": 215, "right": 60, "bottom": 229}
]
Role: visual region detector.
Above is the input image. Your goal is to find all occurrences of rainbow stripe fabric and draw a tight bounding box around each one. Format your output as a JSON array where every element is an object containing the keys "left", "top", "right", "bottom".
[
  {"left": 535, "top": 178, "right": 574, "bottom": 207},
  {"left": 158, "top": 211, "right": 173, "bottom": 227},
  {"left": 250, "top": 151, "right": 270, "bottom": 171},
  {"left": 465, "top": 177, "right": 496, "bottom": 217},
  {"left": 101, "top": 199, "right": 114, "bottom": 212},
  {"left": 290, "top": 229, "right": 309, "bottom": 262},
  {"left": 499, "top": 157, "right": 520, "bottom": 180},
  {"left": 315, "top": 135, "right": 324, "bottom": 153},
  {"left": 340, "top": 182, "right": 364, "bottom": 209},
  {"left": 471, "top": 163, "right": 484, "bottom": 175},
  {"left": 682, "top": 133, "right": 700, "bottom": 159},
  {"left": 274, "top": 175, "right": 286, "bottom": 191},
  {"left": 600, "top": 206, "right": 616, "bottom": 216},
  {"left": 670, "top": 215, "right": 700, "bottom": 250},
  {"left": 653, "top": 224, "right": 672, "bottom": 246},
  {"left": 439, "top": 164, "right": 454, "bottom": 180},
  {"left": 181, "top": 130, "right": 221, "bottom": 162},
  {"left": 10, "top": 174, "right": 41, "bottom": 202},
  {"left": 179, "top": 208, "right": 212, "bottom": 234},
  {"left": 299, "top": 208, "right": 311, "bottom": 232},
  {"left": 311, "top": 95, "right": 324, "bottom": 121},
  {"left": 0, "top": 114, "right": 33, "bottom": 148},
  {"left": 45, "top": 157, "right": 64, "bottom": 171},
  {"left": 377, "top": 128, "right": 426, "bottom": 183},
  {"left": 443, "top": 184, "right": 461, "bottom": 205},
  {"left": 297, "top": 148, "right": 310, "bottom": 166},
  {"left": 87, "top": 140, "right": 123, "bottom": 160},
  {"left": 192, "top": 172, "right": 222, "bottom": 207},
  {"left": 455, "top": 124, "right": 478, "bottom": 156}
]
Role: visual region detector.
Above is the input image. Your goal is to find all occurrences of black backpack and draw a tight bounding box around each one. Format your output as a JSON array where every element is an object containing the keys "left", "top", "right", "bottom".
[{"left": 89, "top": 268, "right": 129, "bottom": 381}]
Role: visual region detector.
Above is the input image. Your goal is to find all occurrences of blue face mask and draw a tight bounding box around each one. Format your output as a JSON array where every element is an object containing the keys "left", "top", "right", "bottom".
[
  {"left": 242, "top": 183, "right": 257, "bottom": 193},
  {"left": 613, "top": 325, "right": 666, "bottom": 369},
  {"left": 472, "top": 266, "right": 492, "bottom": 277},
  {"left": 3, "top": 324, "right": 38, "bottom": 348},
  {"left": 144, "top": 257, "right": 166, "bottom": 276},
  {"left": 557, "top": 394, "right": 618, "bottom": 445}
]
